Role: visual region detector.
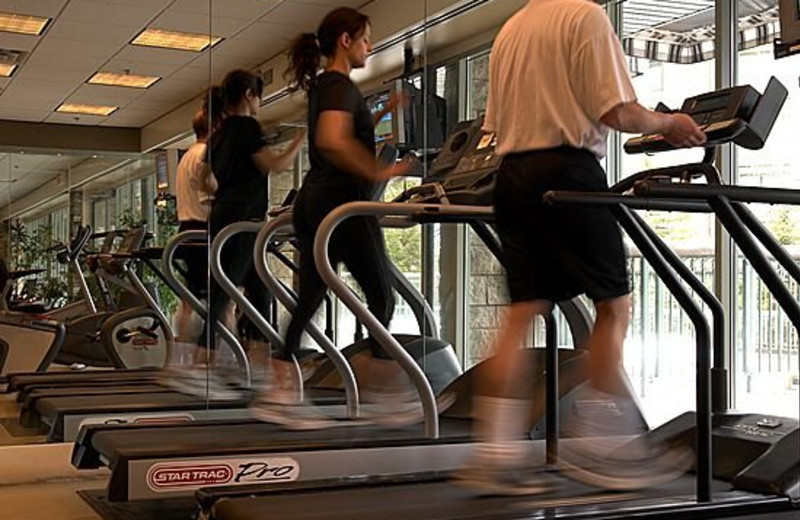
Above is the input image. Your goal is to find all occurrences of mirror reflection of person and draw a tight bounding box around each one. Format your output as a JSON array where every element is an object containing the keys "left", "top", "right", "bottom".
[
  {"left": 169, "top": 72, "right": 305, "bottom": 399},
  {"left": 455, "top": 0, "right": 706, "bottom": 495},
  {"left": 173, "top": 110, "right": 215, "bottom": 351}
]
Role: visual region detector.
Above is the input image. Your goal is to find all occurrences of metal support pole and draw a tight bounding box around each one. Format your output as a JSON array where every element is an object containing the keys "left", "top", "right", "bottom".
[{"left": 544, "top": 311, "right": 559, "bottom": 466}]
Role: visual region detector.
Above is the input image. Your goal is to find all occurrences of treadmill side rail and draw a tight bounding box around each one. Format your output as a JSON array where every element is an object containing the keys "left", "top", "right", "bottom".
[{"left": 117, "top": 442, "right": 473, "bottom": 501}]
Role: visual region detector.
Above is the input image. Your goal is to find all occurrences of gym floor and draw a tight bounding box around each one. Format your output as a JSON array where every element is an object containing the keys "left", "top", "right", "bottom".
[{"left": 0, "top": 433, "right": 108, "bottom": 520}]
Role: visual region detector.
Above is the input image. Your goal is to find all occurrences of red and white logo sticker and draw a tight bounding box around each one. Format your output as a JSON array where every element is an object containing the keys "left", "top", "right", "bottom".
[
  {"left": 146, "top": 457, "right": 300, "bottom": 492},
  {"left": 79, "top": 413, "right": 194, "bottom": 430},
  {"left": 147, "top": 463, "right": 233, "bottom": 490}
]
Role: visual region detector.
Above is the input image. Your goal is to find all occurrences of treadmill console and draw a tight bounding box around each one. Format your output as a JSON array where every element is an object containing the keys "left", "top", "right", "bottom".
[
  {"left": 626, "top": 76, "right": 788, "bottom": 154},
  {"left": 411, "top": 117, "right": 500, "bottom": 205},
  {"left": 427, "top": 118, "right": 482, "bottom": 179}
]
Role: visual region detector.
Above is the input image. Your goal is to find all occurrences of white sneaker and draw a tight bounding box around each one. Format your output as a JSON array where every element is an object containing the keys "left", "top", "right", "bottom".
[
  {"left": 248, "top": 357, "right": 340, "bottom": 430},
  {"left": 248, "top": 393, "right": 341, "bottom": 430},
  {"left": 559, "top": 386, "right": 693, "bottom": 490},
  {"left": 360, "top": 358, "right": 456, "bottom": 427},
  {"left": 452, "top": 446, "right": 551, "bottom": 496},
  {"left": 161, "top": 366, "right": 242, "bottom": 401}
]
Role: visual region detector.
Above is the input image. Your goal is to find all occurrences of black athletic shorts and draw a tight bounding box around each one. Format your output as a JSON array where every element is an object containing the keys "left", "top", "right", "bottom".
[
  {"left": 176, "top": 220, "right": 208, "bottom": 298},
  {"left": 494, "top": 146, "right": 630, "bottom": 303}
]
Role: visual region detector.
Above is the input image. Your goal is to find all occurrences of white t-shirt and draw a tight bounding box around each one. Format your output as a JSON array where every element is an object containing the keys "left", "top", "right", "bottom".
[
  {"left": 175, "top": 142, "right": 217, "bottom": 222},
  {"left": 483, "top": 0, "right": 636, "bottom": 159}
]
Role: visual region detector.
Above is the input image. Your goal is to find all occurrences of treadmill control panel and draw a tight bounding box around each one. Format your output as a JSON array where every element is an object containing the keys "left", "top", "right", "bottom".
[
  {"left": 717, "top": 414, "right": 797, "bottom": 441},
  {"left": 625, "top": 77, "right": 787, "bottom": 153}
]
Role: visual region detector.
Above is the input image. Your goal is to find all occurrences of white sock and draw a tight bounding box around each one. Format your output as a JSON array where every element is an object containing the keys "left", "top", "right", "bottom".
[{"left": 473, "top": 395, "right": 529, "bottom": 464}]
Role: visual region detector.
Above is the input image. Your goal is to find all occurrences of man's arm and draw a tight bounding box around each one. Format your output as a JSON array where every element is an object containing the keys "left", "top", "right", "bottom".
[{"left": 601, "top": 102, "right": 707, "bottom": 148}]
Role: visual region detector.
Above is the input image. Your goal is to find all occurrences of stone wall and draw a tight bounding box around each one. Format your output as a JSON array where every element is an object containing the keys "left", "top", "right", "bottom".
[{"left": 467, "top": 230, "right": 509, "bottom": 366}]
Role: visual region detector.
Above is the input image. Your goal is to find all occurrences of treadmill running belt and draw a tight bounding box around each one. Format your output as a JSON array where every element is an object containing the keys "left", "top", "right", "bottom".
[
  {"left": 209, "top": 475, "right": 792, "bottom": 520},
  {"left": 37, "top": 391, "right": 245, "bottom": 419},
  {"left": 89, "top": 417, "right": 474, "bottom": 460}
]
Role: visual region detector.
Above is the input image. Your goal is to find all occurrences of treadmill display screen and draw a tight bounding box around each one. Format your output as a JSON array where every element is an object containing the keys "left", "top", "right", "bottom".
[{"left": 691, "top": 93, "right": 730, "bottom": 113}]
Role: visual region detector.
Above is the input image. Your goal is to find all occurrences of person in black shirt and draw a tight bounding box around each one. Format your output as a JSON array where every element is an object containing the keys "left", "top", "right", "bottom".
[
  {"left": 203, "top": 70, "right": 305, "bottom": 381},
  {"left": 249, "top": 7, "right": 411, "bottom": 427}
]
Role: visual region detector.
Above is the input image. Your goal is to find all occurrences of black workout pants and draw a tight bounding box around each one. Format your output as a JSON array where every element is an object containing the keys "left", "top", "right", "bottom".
[
  {"left": 202, "top": 201, "right": 272, "bottom": 347},
  {"left": 277, "top": 183, "right": 395, "bottom": 360}
]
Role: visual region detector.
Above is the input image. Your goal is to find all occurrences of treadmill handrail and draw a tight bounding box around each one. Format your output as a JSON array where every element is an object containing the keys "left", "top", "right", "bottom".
[
  {"left": 163, "top": 230, "right": 251, "bottom": 386},
  {"left": 315, "top": 201, "right": 495, "bottom": 438},
  {"left": 210, "top": 221, "right": 283, "bottom": 348},
  {"left": 254, "top": 214, "right": 360, "bottom": 419},
  {"left": 636, "top": 182, "right": 800, "bottom": 206},
  {"left": 387, "top": 261, "right": 439, "bottom": 339}
]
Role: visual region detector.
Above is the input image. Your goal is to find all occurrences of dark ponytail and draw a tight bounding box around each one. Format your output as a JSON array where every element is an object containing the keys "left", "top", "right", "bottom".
[
  {"left": 285, "top": 7, "right": 370, "bottom": 93},
  {"left": 286, "top": 33, "right": 321, "bottom": 93}
]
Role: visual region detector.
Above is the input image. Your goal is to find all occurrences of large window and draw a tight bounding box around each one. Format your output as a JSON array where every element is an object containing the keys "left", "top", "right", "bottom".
[{"left": 734, "top": 0, "right": 800, "bottom": 417}]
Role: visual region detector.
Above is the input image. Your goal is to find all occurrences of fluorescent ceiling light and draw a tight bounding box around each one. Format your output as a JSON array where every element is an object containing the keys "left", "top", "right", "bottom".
[
  {"left": 56, "top": 103, "right": 118, "bottom": 116},
  {"left": 88, "top": 71, "right": 160, "bottom": 89},
  {"left": 0, "top": 12, "right": 49, "bottom": 35},
  {"left": 0, "top": 63, "right": 16, "bottom": 77},
  {"left": 131, "top": 28, "right": 222, "bottom": 52}
]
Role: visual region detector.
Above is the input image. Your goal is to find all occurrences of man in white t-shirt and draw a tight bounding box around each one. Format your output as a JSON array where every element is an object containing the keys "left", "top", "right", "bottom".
[
  {"left": 456, "top": 0, "right": 706, "bottom": 494},
  {"left": 174, "top": 110, "right": 217, "bottom": 341}
]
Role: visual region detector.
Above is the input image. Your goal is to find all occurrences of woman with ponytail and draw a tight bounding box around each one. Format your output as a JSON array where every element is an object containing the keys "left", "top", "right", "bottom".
[
  {"left": 201, "top": 69, "right": 306, "bottom": 381},
  {"left": 250, "top": 7, "right": 414, "bottom": 428}
]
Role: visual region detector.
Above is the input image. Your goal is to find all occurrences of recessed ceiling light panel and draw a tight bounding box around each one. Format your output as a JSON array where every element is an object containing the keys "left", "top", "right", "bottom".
[
  {"left": 88, "top": 71, "right": 160, "bottom": 89},
  {"left": 0, "top": 63, "right": 16, "bottom": 77},
  {"left": 131, "top": 28, "right": 222, "bottom": 52},
  {"left": 0, "top": 12, "right": 50, "bottom": 35},
  {"left": 56, "top": 103, "right": 118, "bottom": 116}
]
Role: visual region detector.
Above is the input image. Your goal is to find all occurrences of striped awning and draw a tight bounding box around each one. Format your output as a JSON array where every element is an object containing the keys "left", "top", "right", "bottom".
[{"left": 621, "top": 0, "right": 780, "bottom": 64}]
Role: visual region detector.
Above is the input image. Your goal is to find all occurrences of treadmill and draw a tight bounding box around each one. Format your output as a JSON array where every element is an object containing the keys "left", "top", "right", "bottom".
[
  {"left": 194, "top": 79, "right": 800, "bottom": 520},
  {"left": 4, "top": 228, "right": 179, "bottom": 395},
  {"left": 7, "top": 230, "right": 255, "bottom": 442},
  {"left": 67, "top": 127, "right": 631, "bottom": 505},
  {"left": 30, "top": 209, "right": 461, "bottom": 442}
]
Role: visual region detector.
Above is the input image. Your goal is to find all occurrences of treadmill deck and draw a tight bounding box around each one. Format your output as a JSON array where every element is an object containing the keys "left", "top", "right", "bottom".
[{"left": 207, "top": 473, "right": 796, "bottom": 520}]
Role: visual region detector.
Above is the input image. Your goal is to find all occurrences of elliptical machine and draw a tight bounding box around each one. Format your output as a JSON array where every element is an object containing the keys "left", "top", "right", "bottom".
[
  {"left": 53, "top": 226, "right": 172, "bottom": 369},
  {"left": 0, "top": 226, "right": 171, "bottom": 372}
]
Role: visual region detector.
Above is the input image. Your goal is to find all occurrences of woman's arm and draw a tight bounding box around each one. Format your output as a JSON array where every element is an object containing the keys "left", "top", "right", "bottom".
[
  {"left": 372, "top": 92, "right": 406, "bottom": 125},
  {"left": 252, "top": 128, "right": 307, "bottom": 176},
  {"left": 317, "top": 110, "right": 378, "bottom": 179},
  {"left": 316, "top": 111, "right": 408, "bottom": 181}
]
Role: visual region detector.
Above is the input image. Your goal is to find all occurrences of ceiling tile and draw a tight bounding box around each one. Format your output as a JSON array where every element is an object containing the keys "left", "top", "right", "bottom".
[
  {"left": 135, "top": 85, "right": 194, "bottom": 103},
  {"left": 0, "top": 107, "right": 50, "bottom": 121},
  {"left": 150, "top": 11, "right": 251, "bottom": 38},
  {"left": 33, "top": 37, "right": 116, "bottom": 59},
  {"left": 44, "top": 111, "right": 107, "bottom": 125},
  {"left": 289, "top": 0, "right": 365, "bottom": 9},
  {"left": 58, "top": 0, "right": 163, "bottom": 27},
  {"left": 101, "top": 109, "right": 161, "bottom": 127},
  {"left": 170, "top": 0, "right": 281, "bottom": 19},
  {"left": 45, "top": 19, "right": 139, "bottom": 45},
  {"left": 114, "top": 45, "right": 198, "bottom": 66},
  {"left": 13, "top": 64, "right": 92, "bottom": 84},
  {"left": 251, "top": 20, "right": 301, "bottom": 42},
  {"left": 0, "top": 0, "right": 69, "bottom": 18},
  {"left": 98, "top": 58, "right": 180, "bottom": 78},
  {"left": 68, "top": 83, "right": 145, "bottom": 105},
  {"left": 0, "top": 32, "right": 39, "bottom": 52},
  {"left": 1, "top": 79, "right": 72, "bottom": 101},
  {"left": 263, "top": 1, "right": 333, "bottom": 28}
]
